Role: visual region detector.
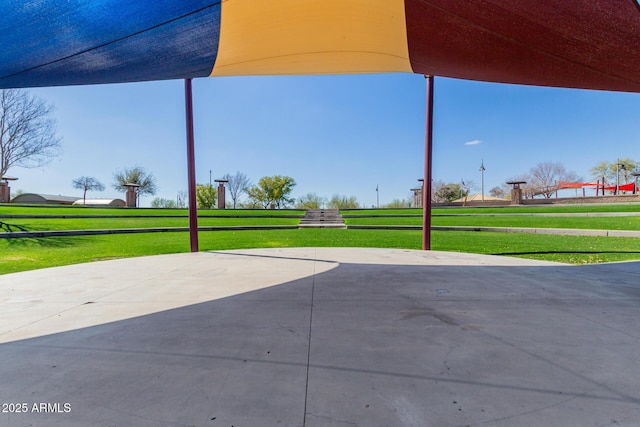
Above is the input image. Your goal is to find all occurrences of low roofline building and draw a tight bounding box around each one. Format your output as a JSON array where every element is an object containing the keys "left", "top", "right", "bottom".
[
  {"left": 72, "top": 199, "right": 126, "bottom": 207},
  {"left": 11, "top": 193, "right": 81, "bottom": 205}
]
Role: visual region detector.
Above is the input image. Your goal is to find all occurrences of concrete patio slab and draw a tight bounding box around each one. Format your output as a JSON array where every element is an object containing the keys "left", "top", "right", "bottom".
[{"left": 1, "top": 248, "right": 639, "bottom": 426}]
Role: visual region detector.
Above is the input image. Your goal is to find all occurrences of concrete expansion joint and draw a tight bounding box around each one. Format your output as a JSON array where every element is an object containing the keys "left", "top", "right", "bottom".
[{"left": 306, "top": 413, "right": 357, "bottom": 426}]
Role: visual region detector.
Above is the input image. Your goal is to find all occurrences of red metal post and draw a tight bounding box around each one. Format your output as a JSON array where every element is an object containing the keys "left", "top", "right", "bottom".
[
  {"left": 185, "top": 78, "right": 199, "bottom": 252},
  {"left": 422, "top": 76, "right": 434, "bottom": 250}
]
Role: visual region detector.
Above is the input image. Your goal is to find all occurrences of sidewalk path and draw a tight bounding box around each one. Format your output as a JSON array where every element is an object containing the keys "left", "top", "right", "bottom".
[{"left": 1, "top": 248, "right": 639, "bottom": 426}]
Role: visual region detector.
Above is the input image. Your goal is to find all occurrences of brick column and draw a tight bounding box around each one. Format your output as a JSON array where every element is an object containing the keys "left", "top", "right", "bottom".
[
  {"left": 217, "top": 183, "right": 225, "bottom": 209},
  {"left": 510, "top": 188, "right": 523, "bottom": 205},
  {"left": 0, "top": 182, "right": 9, "bottom": 203}
]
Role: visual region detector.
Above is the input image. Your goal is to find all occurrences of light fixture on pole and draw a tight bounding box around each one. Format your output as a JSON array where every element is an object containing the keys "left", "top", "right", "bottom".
[
  {"left": 479, "top": 159, "right": 486, "bottom": 202},
  {"left": 616, "top": 159, "right": 626, "bottom": 195}
]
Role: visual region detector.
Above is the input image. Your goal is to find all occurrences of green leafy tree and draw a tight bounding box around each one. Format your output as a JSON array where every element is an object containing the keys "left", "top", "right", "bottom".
[
  {"left": 196, "top": 183, "right": 217, "bottom": 209},
  {"left": 590, "top": 158, "right": 638, "bottom": 192},
  {"left": 246, "top": 186, "right": 269, "bottom": 209},
  {"left": 590, "top": 161, "right": 612, "bottom": 183},
  {"left": 151, "top": 198, "right": 178, "bottom": 208},
  {"left": 72, "top": 176, "right": 105, "bottom": 203},
  {"left": 382, "top": 198, "right": 409, "bottom": 208},
  {"left": 327, "top": 194, "right": 359, "bottom": 209},
  {"left": 238, "top": 199, "right": 262, "bottom": 209},
  {"left": 295, "top": 193, "right": 326, "bottom": 209},
  {"left": 113, "top": 166, "right": 157, "bottom": 205},
  {"left": 434, "top": 183, "right": 465, "bottom": 202},
  {"left": 247, "top": 175, "right": 296, "bottom": 209}
]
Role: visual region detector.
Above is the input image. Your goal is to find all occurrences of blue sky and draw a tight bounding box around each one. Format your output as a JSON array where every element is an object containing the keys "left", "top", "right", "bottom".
[{"left": 10, "top": 73, "right": 640, "bottom": 207}]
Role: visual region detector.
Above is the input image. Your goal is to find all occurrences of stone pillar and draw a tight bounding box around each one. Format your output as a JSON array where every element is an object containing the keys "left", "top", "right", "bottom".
[
  {"left": 0, "top": 181, "right": 9, "bottom": 203},
  {"left": 124, "top": 183, "right": 140, "bottom": 208},
  {"left": 506, "top": 181, "right": 526, "bottom": 205},
  {"left": 217, "top": 183, "right": 226, "bottom": 209},
  {"left": 126, "top": 187, "right": 137, "bottom": 207},
  {"left": 510, "top": 187, "right": 522, "bottom": 205},
  {"left": 214, "top": 179, "right": 228, "bottom": 209}
]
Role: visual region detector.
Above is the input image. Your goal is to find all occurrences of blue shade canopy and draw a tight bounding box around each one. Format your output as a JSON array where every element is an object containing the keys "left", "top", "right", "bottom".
[
  {"left": 1, "top": 0, "right": 640, "bottom": 92},
  {"left": 0, "top": 1, "right": 220, "bottom": 88}
]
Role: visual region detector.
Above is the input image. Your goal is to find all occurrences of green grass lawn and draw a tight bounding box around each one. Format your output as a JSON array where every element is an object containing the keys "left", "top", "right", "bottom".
[
  {"left": 345, "top": 215, "right": 640, "bottom": 230},
  {"left": 0, "top": 206, "right": 303, "bottom": 232},
  {"left": 0, "top": 206, "right": 304, "bottom": 217},
  {"left": 5, "top": 205, "right": 640, "bottom": 232},
  {"left": 3, "top": 204, "right": 640, "bottom": 274},
  {"left": 344, "top": 204, "right": 640, "bottom": 215},
  {"left": 3, "top": 228, "right": 640, "bottom": 274},
  {"left": 1, "top": 216, "right": 300, "bottom": 231}
]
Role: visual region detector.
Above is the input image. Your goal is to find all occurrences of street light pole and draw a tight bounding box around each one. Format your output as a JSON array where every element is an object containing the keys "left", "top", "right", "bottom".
[
  {"left": 616, "top": 159, "right": 620, "bottom": 195},
  {"left": 616, "top": 159, "right": 626, "bottom": 195},
  {"left": 479, "top": 159, "right": 485, "bottom": 202}
]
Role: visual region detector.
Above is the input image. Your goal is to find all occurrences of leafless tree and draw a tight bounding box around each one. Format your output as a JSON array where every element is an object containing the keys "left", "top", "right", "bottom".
[
  {"left": 489, "top": 186, "right": 506, "bottom": 199},
  {"left": 176, "top": 190, "right": 188, "bottom": 208},
  {"left": 222, "top": 171, "right": 251, "bottom": 209},
  {"left": 72, "top": 176, "right": 105, "bottom": 203},
  {"left": 460, "top": 178, "right": 478, "bottom": 196},
  {"left": 529, "top": 162, "right": 581, "bottom": 198},
  {"left": 0, "top": 89, "right": 61, "bottom": 178}
]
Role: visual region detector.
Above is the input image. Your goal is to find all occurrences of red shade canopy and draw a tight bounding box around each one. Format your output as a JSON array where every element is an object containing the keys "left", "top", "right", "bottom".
[{"left": 406, "top": 0, "right": 640, "bottom": 92}]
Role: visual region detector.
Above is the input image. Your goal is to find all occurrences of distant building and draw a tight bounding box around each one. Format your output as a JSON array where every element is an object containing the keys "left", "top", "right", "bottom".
[
  {"left": 72, "top": 199, "right": 126, "bottom": 207},
  {"left": 11, "top": 193, "right": 81, "bottom": 205}
]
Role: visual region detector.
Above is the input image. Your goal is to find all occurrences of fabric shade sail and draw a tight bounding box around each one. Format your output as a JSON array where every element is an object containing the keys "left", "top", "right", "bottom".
[{"left": 1, "top": 0, "right": 640, "bottom": 92}]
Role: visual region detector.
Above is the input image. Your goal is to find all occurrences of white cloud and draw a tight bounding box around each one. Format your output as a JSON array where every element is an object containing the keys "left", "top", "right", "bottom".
[{"left": 464, "top": 139, "right": 483, "bottom": 146}]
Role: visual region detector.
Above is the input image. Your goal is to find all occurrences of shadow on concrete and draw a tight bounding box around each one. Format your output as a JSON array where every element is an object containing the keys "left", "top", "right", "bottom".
[{"left": 1, "top": 257, "right": 640, "bottom": 426}]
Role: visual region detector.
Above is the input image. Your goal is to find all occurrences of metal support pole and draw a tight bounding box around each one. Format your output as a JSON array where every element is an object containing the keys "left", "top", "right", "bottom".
[
  {"left": 185, "top": 78, "right": 199, "bottom": 252},
  {"left": 422, "top": 76, "right": 434, "bottom": 250},
  {"left": 616, "top": 160, "right": 620, "bottom": 195},
  {"left": 480, "top": 159, "right": 485, "bottom": 202}
]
